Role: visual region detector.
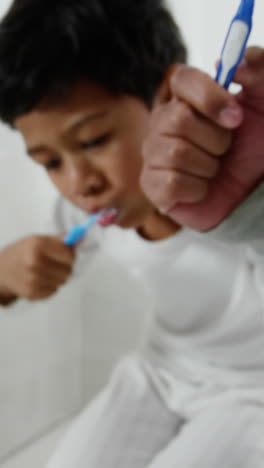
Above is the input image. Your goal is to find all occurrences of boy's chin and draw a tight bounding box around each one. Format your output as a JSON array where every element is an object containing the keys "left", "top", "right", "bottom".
[
  {"left": 113, "top": 215, "right": 136, "bottom": 229},
  {"left": 116, "top": 211, "right": 149, "bottom": 230}
]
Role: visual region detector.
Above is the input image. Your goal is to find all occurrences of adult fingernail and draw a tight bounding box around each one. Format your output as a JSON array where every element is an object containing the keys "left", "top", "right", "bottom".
[{"left": 219, "top": 106, "right": 243, "bottom": 128}]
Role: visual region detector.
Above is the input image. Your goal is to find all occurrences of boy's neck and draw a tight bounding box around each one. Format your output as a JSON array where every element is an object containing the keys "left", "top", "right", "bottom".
[{"left": 138, "top": 210, "right": 181, "bottom": 241}]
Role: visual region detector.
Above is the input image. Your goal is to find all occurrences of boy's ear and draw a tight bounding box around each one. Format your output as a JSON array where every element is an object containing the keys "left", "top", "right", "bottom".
[{"left": 153, "top": 64, "right": 178, "bottom": 106}]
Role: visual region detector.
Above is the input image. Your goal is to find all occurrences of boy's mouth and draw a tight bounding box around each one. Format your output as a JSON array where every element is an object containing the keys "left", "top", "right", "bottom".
[{"left": 97, "top": 208, "right": 119, "bottom": 227}]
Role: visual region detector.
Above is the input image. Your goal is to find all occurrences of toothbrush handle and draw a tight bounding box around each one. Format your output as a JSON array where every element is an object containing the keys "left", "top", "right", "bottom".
[
  {"left": 64, "top": 226, "right": 87, "bottom": 246},
  {"left": 63, "top": 213, "right": 100, "bottom": 247},
  {"left": 216, "top": 19, "right": 251, "bottom": 89}
]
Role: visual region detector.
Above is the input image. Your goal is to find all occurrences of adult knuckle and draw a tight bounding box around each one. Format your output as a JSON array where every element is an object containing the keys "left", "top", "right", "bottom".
[
  {"left": 140, "top": 167, "right": 151, "bottom": 192},
  {"left": 166, "top": 142, "right": 178, "bottom": 162},
  {"left": 172, "top": 140, "right": 189, "bottom": 165},
  {"left": 170, "top": 102, "right": 193, "bottom": 134},
  {"left": 164, "top": 171, "right": 181, "bottom": 198}
]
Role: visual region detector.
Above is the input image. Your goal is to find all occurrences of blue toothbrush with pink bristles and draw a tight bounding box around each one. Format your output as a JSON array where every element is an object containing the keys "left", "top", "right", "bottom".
[{"left": 64, "top": 208, "right": 117, "bottom": 247}]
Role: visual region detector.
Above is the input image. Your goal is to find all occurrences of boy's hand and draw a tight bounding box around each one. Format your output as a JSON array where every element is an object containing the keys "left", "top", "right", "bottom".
[
  {"left": 141, "top": 47, "right": 264, "bottom": 231},
  {"left": 0, "top": 235, "right": 75, "bottom": 302}
]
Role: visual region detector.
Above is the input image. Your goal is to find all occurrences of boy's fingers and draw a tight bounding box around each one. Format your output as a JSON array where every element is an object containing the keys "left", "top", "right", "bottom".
[
  {"left": 56, "top": 233, "right": 67, "bottom": 241},
  {"left": 169, "top": 64, "right": 243, "bottom": 129},
  {"left": 41, "top": 270, "right": 70, "bottom": 287},
  {"left": 39, "top": 236, "right": 75, "bottom": 266},
  {"left": 28, "top": 275, "right": 60, "bottom": 291},
  {"left": 28, "top": 285, "right": 59, "bottom": 301},
  {"left": 38, "top": 256, "right": 73, "bottom": 279}
]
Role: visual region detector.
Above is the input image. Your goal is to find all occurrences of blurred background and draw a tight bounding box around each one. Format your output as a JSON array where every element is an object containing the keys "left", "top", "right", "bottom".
[{"left": 0, "top": 0, "right": 264, "bottom": 466}]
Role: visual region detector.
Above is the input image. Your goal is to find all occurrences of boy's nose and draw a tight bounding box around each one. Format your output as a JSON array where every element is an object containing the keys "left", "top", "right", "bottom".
[
  {"left": 67, "top": 163, "right": 106, "bottom": 198},
  {"left": 83, "top": 179, "right": 105, "bottom": 196}
]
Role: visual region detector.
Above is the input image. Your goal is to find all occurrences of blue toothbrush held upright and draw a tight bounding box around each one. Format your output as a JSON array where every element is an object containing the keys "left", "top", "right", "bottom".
[{"left": 216, "top": 0, "right": 255, "bottom": 90}]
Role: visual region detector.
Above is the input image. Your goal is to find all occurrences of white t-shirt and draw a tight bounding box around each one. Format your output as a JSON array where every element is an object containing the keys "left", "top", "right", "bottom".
[{"left": 53, "top": 197, "right": 264, "bottom": 417}]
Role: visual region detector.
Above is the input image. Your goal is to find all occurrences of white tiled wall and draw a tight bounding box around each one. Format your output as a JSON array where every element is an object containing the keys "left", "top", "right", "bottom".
[
  {"left": 169, "top": 0, "right": 264, "bottom": 74},
  {"left": 0, "top": 278, "right": 83, "bottom": 461},
  {"left": 0, "top": 248, "right": 146, "bottom": 465},
  {"left": 1, "top": 423, "right": 68, "bottom": 468}
]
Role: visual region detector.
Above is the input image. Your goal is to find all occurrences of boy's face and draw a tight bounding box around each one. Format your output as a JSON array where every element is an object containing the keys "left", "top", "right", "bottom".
[{"left": 15, "top": 81, "right": 154, "bottom": 229}]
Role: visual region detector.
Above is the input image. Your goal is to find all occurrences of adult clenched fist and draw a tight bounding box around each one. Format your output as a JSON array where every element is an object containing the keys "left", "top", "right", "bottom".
[{"left": 141, "top": 47, "right": 264, "bottom": 232}]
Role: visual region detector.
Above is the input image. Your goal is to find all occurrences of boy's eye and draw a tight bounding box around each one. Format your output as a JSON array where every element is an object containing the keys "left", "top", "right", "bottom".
[
  {"left": 45, "top": 157, "right": 61, "bottom": 171},
  {"left": 80, "top": 133, "right": 110, "bottom": 150}
]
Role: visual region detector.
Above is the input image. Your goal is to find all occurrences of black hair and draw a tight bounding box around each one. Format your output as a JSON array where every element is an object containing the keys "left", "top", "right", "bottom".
[{"left": 0, "top": 0, "right": 187, "bottom": 126}]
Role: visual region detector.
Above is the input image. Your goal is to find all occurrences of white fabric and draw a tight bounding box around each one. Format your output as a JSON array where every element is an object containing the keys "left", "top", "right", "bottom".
[
  {"left": 47, "top": 357, "right": 264, "bottom": 468},
  {"left": 46, "top": 197, "right": 264, "bottom": 467}
]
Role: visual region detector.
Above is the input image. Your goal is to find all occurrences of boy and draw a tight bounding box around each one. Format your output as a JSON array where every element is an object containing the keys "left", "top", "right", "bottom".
[{"left": 0, "top": 1, "right": 263, "bottom": 467}]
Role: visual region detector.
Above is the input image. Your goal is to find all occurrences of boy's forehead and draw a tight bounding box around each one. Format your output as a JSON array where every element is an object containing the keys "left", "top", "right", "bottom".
[{"left": 15, "top": 81, "right": 115, "bottom": 137}]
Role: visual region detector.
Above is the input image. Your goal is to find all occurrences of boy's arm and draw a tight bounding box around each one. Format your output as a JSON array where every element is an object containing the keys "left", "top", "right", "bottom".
[
  {"left": 0, "top": 234, "right": 75, "bottom": 307},
  {"left": 0, "top": 196, "right": 100, "bottom": 308}
]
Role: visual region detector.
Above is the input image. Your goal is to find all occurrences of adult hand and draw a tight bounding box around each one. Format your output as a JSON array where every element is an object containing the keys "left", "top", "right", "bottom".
[{"left": 141, "top": 47, "right": 264, "bottom": 231}]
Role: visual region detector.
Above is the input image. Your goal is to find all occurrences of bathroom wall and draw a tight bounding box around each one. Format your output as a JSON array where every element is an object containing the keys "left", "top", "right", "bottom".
[{"left": 169, "top": 0, "right": 264, "bottom": 75}]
